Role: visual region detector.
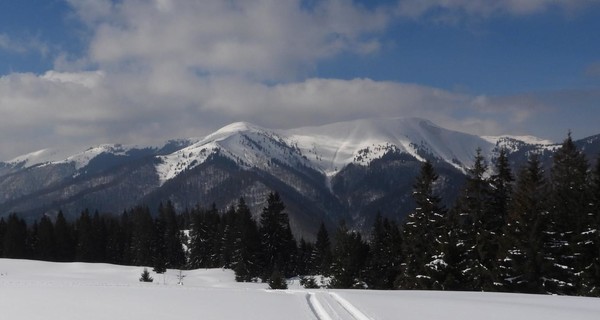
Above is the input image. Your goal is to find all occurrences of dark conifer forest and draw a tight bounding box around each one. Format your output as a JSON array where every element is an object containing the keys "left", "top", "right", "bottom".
[{"left": 1, "top": 135, "right": 599, "bottom": 297}]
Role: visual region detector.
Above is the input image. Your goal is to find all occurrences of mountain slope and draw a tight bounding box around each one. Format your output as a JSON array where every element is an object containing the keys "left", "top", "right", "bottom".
[{"left": 1, "top": 117, "right": 598, "bottom": 237}]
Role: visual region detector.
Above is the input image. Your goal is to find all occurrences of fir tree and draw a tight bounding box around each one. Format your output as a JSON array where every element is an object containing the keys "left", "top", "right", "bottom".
[
  {"left": 3, "top": 214, "right": 28, "bottom": 259},
  {"left": 367, "top": 213, "right": 401, "bottom": 289},
  {"left": 130, "top": 206, "right": 156, "bottom": 267},
  {"left": 311, "top": 222, "right": 332, "bottom": 275},
  {"left": 259, "top": 192, "right": 296, "bottom": 279},
  {"left": 188, "top": 204, "right": 222, "bottom": 269},
  {"left": 545, "top": 133, "right": 590, "bottom": 295},
  {"left": 497, "top": 154, "right": 548, "bottom": 293},
  {"left": 398, "top": 160, "right": 446, "bottom": 290},
  {"left": 329, "top": 221, "right": 369, "bottom": 289},
  {"left": 580, "top": 156, "right": 600, "bottom": 296},
  {"left": 450, "top": 149, "right": 493, "bottom": 290},
  {"left": 139, "top": 268, "right": 154, "bottom": 282},
  {"left": 54, "top": 211, "right": 75, "bottom": 262},
  {"left": 232, "top": 198, "right": 261, "bottom": 282},
  {"left": 0, "top": 218, "right": 6, "bottom": 257},
  {"left": 485, "top": 148, "right": 514, "bottom": 288},
  {"left": 268, "top": 269, "right": 288, "bottom": 289},
  {"left": 35, "top": 215, "right": 56, "bottom": 261}
]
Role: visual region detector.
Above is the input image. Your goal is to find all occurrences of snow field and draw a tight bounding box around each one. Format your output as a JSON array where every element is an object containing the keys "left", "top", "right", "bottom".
[{"left": 1, "top": 259, "right": 600, "bottom": 320}]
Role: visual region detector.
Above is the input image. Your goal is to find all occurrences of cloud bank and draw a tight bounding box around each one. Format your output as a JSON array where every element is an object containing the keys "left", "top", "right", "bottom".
[{"left": 0, "top": 0, "right": 598, "bottom": 160}]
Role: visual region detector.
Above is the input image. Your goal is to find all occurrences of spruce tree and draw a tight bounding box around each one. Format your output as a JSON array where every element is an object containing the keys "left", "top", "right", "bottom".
[
  {"left": 367, "top": 213, "right": 401, "bottom": 289},
  {"left": 486, "top": 148, "right": 514, "bottom": 288},
  {"left": 311, "top": 222, "right": 332, "bottom": 275},
  {"left": 3, "top": 213, "right": 27, "bottom": 259},
  {"left": 130, "top": 206, "right": 156, "bottom": 267},
  {"left": 259, "top": 192, "right": 296, "bottom": 279},
  {"left": 0, "top": 218, "right": 6, "bottom": 257},
  {"left": 54, "top": 211, "right": 75, "bottom": 262},
  {"left": 545, "top": 133, "right": 590, "bottom": 295},
  {"left": 497, "top": 154, "right": 548, "bottom": 293},
  {"left": 450, "top": 149, "right": 493, "bottom": 290},
  {"left": 231, "top": 198, "right": 261, "bottom": 282},
  {"left": 36, "top": 215, "right": 56, "bottom": 261},
  {"left": 188, "top": 204, "right": 222, "bottom": 269},
  {"left": 580, "top": 156, "right": 600, "bottom": 296},
  {"left": 156, "top": 201, "right": 186, "bottom": 268},
  {"left": 398, "top": 160, "right": 446, "bottom": 290},
  {"left": 329, "top": 222, "right": 369, "bottom": 289}
]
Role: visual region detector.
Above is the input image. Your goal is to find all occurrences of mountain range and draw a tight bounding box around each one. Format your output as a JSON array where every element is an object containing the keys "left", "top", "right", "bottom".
[{"left": 1, "top": 117, "right": 599, "bottom": 239}]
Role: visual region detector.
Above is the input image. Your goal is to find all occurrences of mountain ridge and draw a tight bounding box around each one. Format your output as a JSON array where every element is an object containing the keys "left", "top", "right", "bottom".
[{"left": 1, "top": 117, "right": 598, "bottom": 238}]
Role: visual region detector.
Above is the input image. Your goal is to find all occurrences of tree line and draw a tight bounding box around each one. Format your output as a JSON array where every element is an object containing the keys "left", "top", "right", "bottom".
[{"left": 0, "top": 134, "right": 599, "bottom": 296}]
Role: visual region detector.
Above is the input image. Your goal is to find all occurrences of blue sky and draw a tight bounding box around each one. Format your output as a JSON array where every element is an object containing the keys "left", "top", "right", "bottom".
[{"left": 1, "top": 0, "right": 599, "bottom": 160}]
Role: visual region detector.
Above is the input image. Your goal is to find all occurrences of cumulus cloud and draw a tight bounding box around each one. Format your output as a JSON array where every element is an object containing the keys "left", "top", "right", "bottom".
[{"left": 68, "top": 0, "right": 390, "bottom": 81}]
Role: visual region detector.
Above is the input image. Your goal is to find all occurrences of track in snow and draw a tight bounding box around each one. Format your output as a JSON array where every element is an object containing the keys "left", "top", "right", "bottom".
[{"left": 307, "top": 292, "right": 373, "bottom": 320}]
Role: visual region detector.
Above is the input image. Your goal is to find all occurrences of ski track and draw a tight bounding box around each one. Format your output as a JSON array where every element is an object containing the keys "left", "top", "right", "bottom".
[{"left": 306, "top": 291, "right": 373, "bottom": 320}]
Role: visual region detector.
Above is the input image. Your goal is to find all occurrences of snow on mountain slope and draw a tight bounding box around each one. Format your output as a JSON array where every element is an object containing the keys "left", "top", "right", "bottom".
[
  {"left": 155, "top": 122, "right": 313, "bottom": 184},
  {"left": 6, "top": 144, "right": 153, "bottom": 170},
  {"left": 1, "top": 259, "right": 599, "bottom": 320},
  {"left": 284, "top": 117, "right": 494, "bottom": 175},
  {"left": 155, "top": 117, "right": 505, "bottom": 185}
]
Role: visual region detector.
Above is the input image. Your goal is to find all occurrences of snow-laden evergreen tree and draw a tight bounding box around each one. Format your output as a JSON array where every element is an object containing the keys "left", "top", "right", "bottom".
[
  {"left": 397, "top": 160, "right": 447, "bottom": 289},
  {"left": 580, "top": 156, "right": 600, "bottom": 296},
  {"left": 450, "top": 149, "right": 494, "bottom": 291},
  {"left": 366, "top": 213, "right": 401, "bottom": 289},
  {"left": 545, "top": 133, "right": 590, "bottom": 295},
  {"left": 497, "top": 154, "right": 548, "bottom": 293},
  {"left": 0, "top": 217, "right": 6, "bottom": 257},
  {"left": 329, "top": 221, "right": 369, "bottom": 289},
  {"left": 259, "top": 192, "right": 296, "bottom": 279}
]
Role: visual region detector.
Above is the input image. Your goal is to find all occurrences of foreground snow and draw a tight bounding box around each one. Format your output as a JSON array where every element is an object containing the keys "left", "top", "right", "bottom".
[{"left": 1, "top": 259, "right": 599, "bottom": 320}]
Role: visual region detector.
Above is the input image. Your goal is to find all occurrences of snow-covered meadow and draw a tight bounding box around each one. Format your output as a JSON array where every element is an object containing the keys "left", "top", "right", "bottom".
[{"left": 1, "top": 258, "right": 599, "bottom": 320}]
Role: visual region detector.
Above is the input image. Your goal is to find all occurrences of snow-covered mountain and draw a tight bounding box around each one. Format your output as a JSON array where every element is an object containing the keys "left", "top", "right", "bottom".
[{"left": 1, "top": 117, "right": 597, "bottom": 237}]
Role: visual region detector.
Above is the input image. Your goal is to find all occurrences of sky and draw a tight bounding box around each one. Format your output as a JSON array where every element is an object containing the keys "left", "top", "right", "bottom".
[{"left": 1, "top": 0, "right": 599, "bottom": 161}]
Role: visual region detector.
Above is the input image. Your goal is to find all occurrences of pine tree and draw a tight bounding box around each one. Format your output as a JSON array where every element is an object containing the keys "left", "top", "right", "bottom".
[
  {"left": 130, "top": 206, "right": 156, "bottom": 267},
  {"left": 139, "top": 268, "right": 154, "bottom": 282},
  {"left": 54, "top": 211, "right": 75, "bottom": 262},
  {"left": 156, "top": 201, "right": 186, "bottom": 268},
  {"left": 398, "top": 160, "right": 446, "bottom": 289},
  {"left": 311, "top": 222, "right": 332, "bottom": 275},
  {"left": 329, "top": 222, "right": 369, "bottom": 289},
  {"left": 450, "top": 149, "right": 493, "bottom": 290},
  {"left": 545, "top": 134, "right": 590, "bottom": 295},
  {"left": 3, "top": 213, "right": 27, "bottom": 259},
  {"left": 485, "top": 148, "right": 514, "bottom": 288},
  {"left": 259, "top": 192, "right": 296, "bottom": 279},
  {"left": 0, "top": 218, "right": 6, "bottom": 257},
  {"left": 580, "top": 156, "right": 600, "bottom": 296},
  {"left": 35, "top": 215, "right": 56, "bottom": 261},
  {"left": 188, "top": 204, "right": 222, "bottom": 269},
  {"left": 497, "top": 154, "right": 548, "bottom": 293},
  {"left": 231, "top": 198, "right": 261, "bottom": 282},
  {"left": 268, "top": 269, "right": 288, "bottom": 289},
  {"left": 367, "top": 213, "right": 401, "bottom": 289}
]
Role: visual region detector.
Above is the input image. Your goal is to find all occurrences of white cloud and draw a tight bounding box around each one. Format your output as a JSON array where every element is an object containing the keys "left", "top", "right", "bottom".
[
  {"left": 68, "top": 0, "right": 390, "bottom": 81},
  {"left": 0, "top": 33, "right": 49, "bottom": 56},
  {"left": 1, "top": 0, "right": 597, "bottom": 160}
]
